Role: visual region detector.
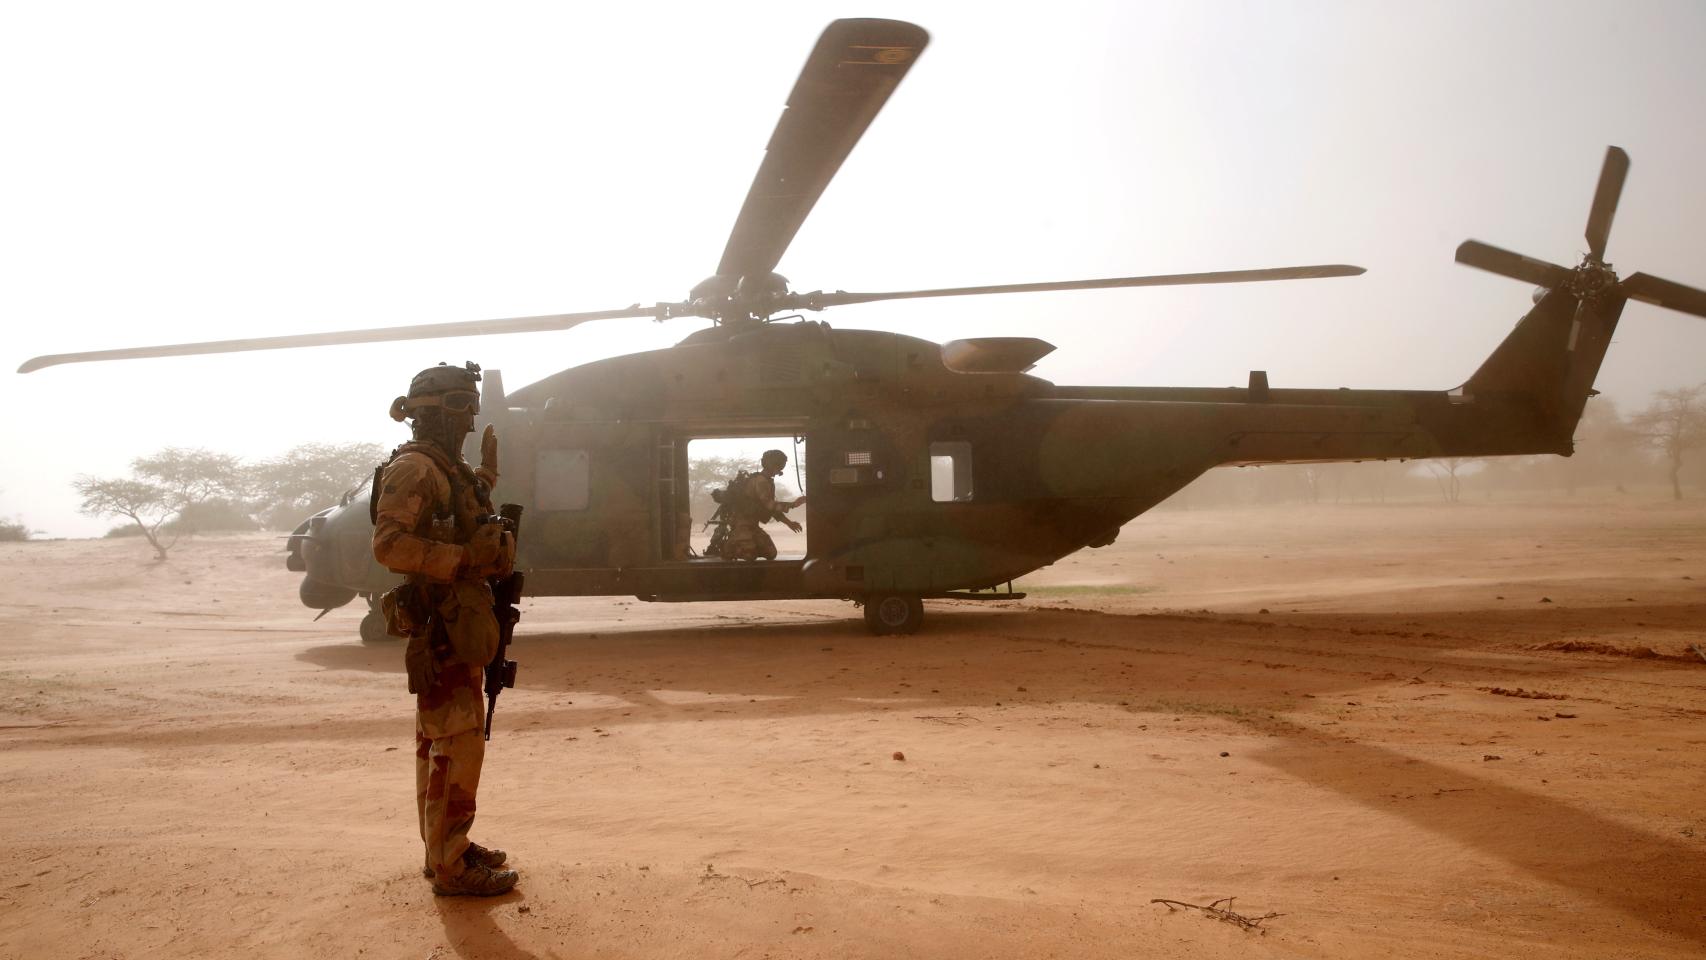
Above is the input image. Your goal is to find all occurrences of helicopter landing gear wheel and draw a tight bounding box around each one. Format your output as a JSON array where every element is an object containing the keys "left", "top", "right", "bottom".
[
  {"left": 359, "top": 597, "right": 393, "bottom": 644},
  {"left": 862, "top": 593, "right": 923, "bottom": 636}
]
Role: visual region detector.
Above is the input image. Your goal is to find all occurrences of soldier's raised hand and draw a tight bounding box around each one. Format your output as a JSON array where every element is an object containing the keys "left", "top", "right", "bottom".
[{"left": 476, "top": 424, "right": 500, "bottom": 488}]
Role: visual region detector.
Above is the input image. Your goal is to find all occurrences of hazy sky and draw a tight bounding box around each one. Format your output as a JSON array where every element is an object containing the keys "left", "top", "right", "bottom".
[{"left": 5, "top": 1, "right": 1704, "bottom": 537}]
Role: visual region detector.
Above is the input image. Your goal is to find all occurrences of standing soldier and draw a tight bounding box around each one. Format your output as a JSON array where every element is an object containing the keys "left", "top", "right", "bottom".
[
  {"left": 372, "top": 362, "right": 519, "bottom": 896},
  {"left": 719, "top": 448, "right": 806, "bottom": 561}
]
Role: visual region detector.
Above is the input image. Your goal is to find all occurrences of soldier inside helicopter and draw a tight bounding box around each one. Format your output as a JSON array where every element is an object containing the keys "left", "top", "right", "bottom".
[{"left": 698, "top": 445, "right": 807, "bottom": 562}]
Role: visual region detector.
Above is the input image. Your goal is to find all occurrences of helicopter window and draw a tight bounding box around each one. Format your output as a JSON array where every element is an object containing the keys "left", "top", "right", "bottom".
[
  {"left": 535, "top": 449, "right": 591, "bottom": 511},
  {"left": 929, "top": 441, "right": 973, "bottom": 502}
]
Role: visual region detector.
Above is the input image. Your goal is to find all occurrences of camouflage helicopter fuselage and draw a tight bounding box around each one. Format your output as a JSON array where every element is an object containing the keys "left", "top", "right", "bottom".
[{"left": 291, "top": 283, "right": 1616, "bottom": 628}]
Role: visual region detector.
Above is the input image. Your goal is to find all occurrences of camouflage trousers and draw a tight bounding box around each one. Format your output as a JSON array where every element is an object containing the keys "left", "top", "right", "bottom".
[
  {"left": 720, "top": 522, "right": 777, "bottom": 561},
  {"left": 415, "top": 724, "right": 485, "bottom": 880}
]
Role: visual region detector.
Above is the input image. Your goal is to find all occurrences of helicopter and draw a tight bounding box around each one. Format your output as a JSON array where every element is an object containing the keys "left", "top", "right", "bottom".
[{"left": 19, "top": 18, "right": 1706, "bottom": 639}]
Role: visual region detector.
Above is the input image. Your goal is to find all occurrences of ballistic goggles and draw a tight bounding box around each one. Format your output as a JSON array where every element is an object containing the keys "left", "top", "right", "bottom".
[
  {"left": 389, "top": 389, "right": 480, "bottom": 421},
  {"left": 415, "top": 390, "right": 480, "bottom": 414}
]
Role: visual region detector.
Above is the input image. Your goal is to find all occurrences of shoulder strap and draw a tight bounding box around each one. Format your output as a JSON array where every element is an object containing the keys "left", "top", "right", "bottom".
[
  {"left": 369, "top": 443, "right": 414, "bottom": 526},
  {"left": 372, "top": 442, "right": 462, "bottom": 524}
]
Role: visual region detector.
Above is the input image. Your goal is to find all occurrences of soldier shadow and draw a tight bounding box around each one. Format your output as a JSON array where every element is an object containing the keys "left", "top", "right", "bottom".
[
  {"left": 433, "top": 891, "right": 538, "bottom": 960},
  {"left": 297, "top": 638, "right": 410, "bottom": 675}
]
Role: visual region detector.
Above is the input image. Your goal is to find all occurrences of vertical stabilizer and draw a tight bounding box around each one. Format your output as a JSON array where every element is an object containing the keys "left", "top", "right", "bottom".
[{"left": 1462, "top": 290, "right": 1624, "bottom": 451}]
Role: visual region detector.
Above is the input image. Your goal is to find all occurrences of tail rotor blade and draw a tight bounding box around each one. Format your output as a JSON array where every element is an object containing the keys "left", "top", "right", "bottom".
[
  {"left": 1455, "top": 240, "right": 1574, "bottom": 289},
  {"left": 1622, "top": 272, "right": 1706, "bottom": 319},
  {"left": 1584, "top": 146, "right": 1630, "bottom": 261}
]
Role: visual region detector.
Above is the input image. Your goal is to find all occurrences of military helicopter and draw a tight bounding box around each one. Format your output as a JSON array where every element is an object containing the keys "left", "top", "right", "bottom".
[{"left": 20, "top": 19, "right": 1706, "bottom": 640}]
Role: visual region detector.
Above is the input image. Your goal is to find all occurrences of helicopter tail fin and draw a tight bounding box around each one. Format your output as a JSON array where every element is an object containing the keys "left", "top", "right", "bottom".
[{"left": 1458, "top": 288, "right": 1626, "bottom": 453}]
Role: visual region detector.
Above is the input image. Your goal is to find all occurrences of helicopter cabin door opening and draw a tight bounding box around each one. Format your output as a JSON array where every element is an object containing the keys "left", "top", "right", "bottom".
[{"left": 671, "top": 433, "right": 808, "bottom": 562}]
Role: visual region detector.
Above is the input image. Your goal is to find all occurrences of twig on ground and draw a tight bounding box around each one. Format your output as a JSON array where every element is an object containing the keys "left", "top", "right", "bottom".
[
  {"left": 914, "top": 714, "right": 981, "bottom": 725},
  {"left": 1151, "top": 897, "right": 1283, "bottom": 932},
  {"left": 700, "top": 863, "right": 788, "bottom": 889}
]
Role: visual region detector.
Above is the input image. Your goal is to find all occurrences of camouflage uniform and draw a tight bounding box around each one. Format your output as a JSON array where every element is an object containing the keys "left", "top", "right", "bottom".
[
  {"left": 722, "top": 473, "right": 782, "bottom": 560},
  {"left": 372, "top": 364, "right": 514, "bottom": 894},
  {"left": 719, "top": 451, "right": 801, "bottom": 561}
]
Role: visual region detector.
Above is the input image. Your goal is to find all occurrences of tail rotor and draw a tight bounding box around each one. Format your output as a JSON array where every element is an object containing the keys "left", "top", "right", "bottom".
[{"left": 1454, "top": 146, "right": 1706, "bottom": 320}]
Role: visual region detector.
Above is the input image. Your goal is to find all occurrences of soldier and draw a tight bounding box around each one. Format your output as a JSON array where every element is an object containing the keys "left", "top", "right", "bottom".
[
  {"left": 372, "top": 362, "right": 519, "bottom": 897},
  {"left": 719, "top": 449, "right": 806, "bottom": 561}
]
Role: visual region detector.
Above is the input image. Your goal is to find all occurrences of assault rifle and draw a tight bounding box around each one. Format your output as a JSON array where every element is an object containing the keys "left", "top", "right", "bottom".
[{"left": 482, "top": 502, "right": 523, "bottom": 740}]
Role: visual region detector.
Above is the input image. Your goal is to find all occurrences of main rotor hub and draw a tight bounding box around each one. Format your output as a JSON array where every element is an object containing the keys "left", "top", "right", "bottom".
[
  {"left": 1569, "top": 258, "right": 1619, "bottom": 301},
  {"left": 688, "top": 271, "right": 792, "bottom": 324}
]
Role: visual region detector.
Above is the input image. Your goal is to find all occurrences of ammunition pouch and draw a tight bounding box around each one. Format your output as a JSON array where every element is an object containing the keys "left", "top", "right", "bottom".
[
  {"left": 386, "top": 581, "right": 448, "bottom": 694},
  {"left": 437, "top": 579, "right": 499, "bottom": 668},
  {"left": 381, "top": 581, "right": 431, "bottom": 638}
]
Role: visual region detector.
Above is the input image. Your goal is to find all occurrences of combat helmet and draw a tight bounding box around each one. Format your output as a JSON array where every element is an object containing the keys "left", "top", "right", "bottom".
[
  {"left": 390, "top": 362, "right": 482, "bottom": 421},
  {"left": 761, "top": 449, "right": 787, "bottom": 472}
]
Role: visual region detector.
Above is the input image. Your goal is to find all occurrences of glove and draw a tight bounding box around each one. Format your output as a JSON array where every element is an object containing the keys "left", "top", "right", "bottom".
[
  {"left": 475, "top": 425, "right": 500, "bottom": 488},
  {"left": 460, "top": 522, "right": 515, "bottom": 578},
  {"left": 784, "top": 518, "right": 803, "bottom": 533}
]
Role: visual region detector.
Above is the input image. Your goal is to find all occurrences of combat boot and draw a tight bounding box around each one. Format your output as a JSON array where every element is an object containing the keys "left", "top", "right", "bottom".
[
  {"left": 431, "top": 853, "right": 518, "bottom": 897},
  {"left": 423, "top": 841, "right": 508, "bottom": 878}
]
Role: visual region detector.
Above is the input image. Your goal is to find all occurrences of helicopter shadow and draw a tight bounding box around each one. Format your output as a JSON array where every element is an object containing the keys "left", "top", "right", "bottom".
[
  {"left": 1243, "top": 715, "right": 1706, "bottom": 946},
  {"left": 295, "top": 603, "right": 1706, "bottom": 945}
]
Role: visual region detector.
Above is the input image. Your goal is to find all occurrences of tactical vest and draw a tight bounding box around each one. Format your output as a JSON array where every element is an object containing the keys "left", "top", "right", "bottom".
[{"left": 371, "top": 440, "right": 491, "bottom": 550}]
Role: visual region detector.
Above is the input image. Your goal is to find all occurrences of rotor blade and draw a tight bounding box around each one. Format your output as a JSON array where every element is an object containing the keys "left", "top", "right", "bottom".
[
  {"left": 17, "top": 305, "right": 673, "bottom": 373},
  {"left": 785, "top": 264, "right": 1366, "bottom": 310},
  {"left": 1455, "top": 240, "right": 1574, "bottom": 289},
  {"left": 715, "top": 18, "right": 929, "bottom": 282},
  {"left": 1584, "top": 146, "right": 1630, "bottom": 261},
  {"left": 1622, "top": 272, "right": 1706, "bottom": 319}
]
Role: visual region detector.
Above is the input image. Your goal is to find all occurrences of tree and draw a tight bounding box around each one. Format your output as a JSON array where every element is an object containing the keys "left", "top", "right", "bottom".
[
  {"left": 1422, "top": 457, "right": 1479, "bottom": 503},
  {"left": 0, "top": 489, "right": 29, "bottom": 541},
  {"left": 688, "top": 455, "right": 758, "bottom": 501},
  {"left": 1631, "top": 384, "right": 1706, "bottom": 500},
  {"left": 74, "top": 476, "right": 176, "bottom": 559},
  {"left": 248, "top": 442, "right": 386, "bottom": 528},
  {"left": 74, "top": 447, "right": 245, "bottom": 560}
]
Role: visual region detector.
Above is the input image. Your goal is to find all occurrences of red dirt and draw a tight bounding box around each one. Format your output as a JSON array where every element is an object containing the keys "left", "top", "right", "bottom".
[{"left": 2, "top": 498, "right": 1704, "bottom": 958}]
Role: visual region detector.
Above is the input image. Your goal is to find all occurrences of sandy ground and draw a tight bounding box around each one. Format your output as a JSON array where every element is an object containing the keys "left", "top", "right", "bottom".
[{"left": 2, "top": 498, "right": 1704, "bottom": 960}]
